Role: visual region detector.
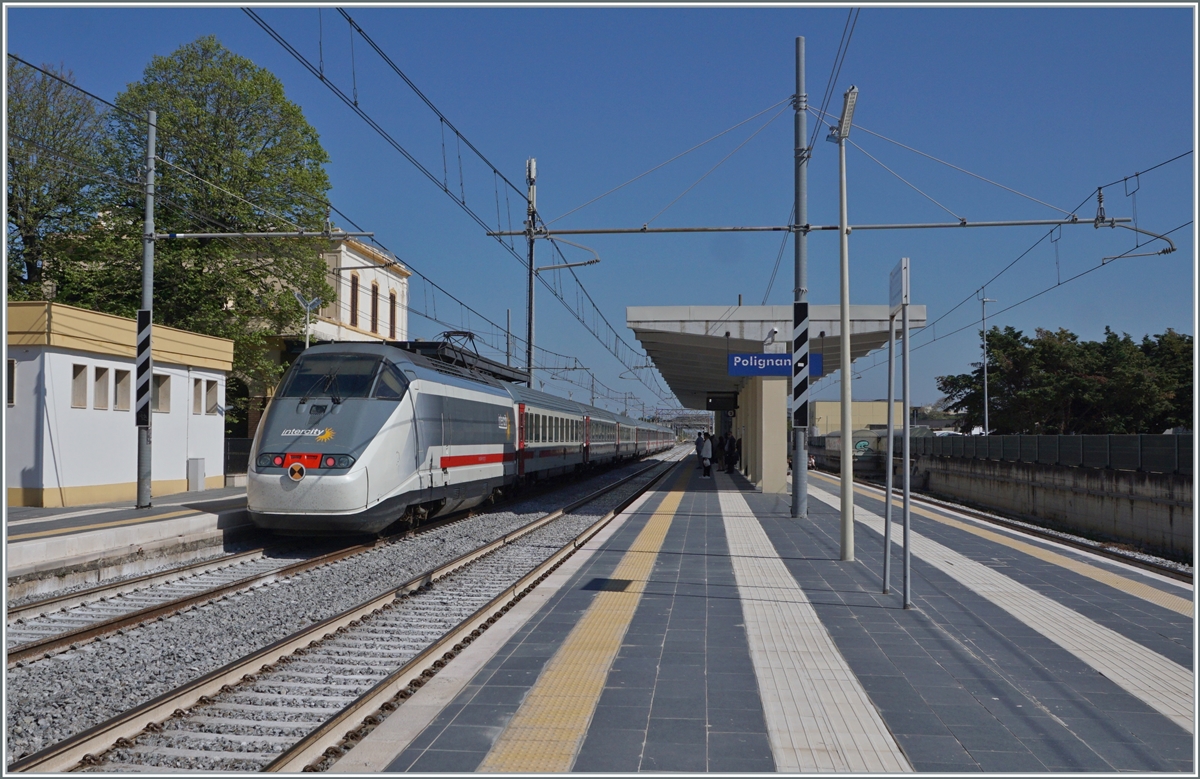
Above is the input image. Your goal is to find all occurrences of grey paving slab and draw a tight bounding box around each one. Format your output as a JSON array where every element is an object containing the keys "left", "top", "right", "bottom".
[{"left": 746, "top": 478, "right": 1193, "bottom": 773}]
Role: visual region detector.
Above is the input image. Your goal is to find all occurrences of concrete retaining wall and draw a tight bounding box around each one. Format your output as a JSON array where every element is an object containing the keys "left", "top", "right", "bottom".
[{"left": 912, "top": 455, "right": 1193, "bottom": 562}]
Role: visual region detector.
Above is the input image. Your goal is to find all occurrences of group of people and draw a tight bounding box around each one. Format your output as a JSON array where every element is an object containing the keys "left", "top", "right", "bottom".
[{"left": 694, "top": 431, "right": 741, "bottom": 479}]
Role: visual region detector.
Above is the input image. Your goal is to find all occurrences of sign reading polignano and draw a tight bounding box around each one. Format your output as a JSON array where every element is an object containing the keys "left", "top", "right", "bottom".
[{"left": 727, "top": 353, "right": 791, "bottom": 377}]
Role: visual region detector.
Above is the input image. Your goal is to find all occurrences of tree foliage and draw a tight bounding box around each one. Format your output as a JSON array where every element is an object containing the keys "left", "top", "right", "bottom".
[
  {"left": 38, "top": 36, "right": 334, "bottom": 422},
  {"left": 6, "top": 58, "right": 105, "bottom": 299},
  {"left": 936, "top": 326, "right": 1193, "bottom": 434}
]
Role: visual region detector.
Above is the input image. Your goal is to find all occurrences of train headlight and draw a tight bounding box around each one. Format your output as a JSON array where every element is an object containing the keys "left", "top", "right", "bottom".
[{"left": 321, "top": 454, "right": 355, "bottom": 469}]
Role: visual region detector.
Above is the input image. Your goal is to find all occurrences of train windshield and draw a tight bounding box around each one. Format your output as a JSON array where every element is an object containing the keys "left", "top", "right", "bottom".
[{"left": 278, "top": 354, "right": 382, "bottom": 401}]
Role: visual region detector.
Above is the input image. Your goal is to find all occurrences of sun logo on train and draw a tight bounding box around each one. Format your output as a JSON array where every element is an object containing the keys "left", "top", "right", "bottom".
[{"left": 316, "top": 428, "right": 335, "bottom": 443}]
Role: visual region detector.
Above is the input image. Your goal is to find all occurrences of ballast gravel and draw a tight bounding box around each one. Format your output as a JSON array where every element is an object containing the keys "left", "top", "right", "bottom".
[{"left": 5, "top": 456, "right": 674, "bottom": 763}]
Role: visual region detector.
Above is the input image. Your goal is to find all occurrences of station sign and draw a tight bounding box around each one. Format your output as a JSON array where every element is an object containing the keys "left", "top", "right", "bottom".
[{"left": 728, "top": 353, "right": 791, "bottom": 376}]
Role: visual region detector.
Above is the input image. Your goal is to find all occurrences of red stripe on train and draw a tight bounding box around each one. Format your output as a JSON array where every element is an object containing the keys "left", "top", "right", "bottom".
[{"left": 439, "top": 452, "right": 516, "bottom": 468}]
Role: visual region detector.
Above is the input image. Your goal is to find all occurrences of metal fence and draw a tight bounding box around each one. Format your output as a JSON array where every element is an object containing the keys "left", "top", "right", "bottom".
[
  {"left": 911, "top": 434, "right": 1192, "bottom": 476},
  {"left": 225, "top": 438, "right": 253, "bottom": 475}
]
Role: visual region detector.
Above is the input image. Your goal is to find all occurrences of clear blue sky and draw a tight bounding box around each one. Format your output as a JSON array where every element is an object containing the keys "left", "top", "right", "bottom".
[{"left": 6, "top": 4, "right": 1195, "bottom": 417}]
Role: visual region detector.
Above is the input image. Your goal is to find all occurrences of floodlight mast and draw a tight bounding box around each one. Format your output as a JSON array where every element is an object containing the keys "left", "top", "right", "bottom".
[{"left": 832, "top": 85, "right": 858, "bottom": 562}]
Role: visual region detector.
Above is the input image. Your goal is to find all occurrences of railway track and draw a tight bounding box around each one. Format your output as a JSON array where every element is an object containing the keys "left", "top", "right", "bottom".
[
  {"left": 823, "top": 471, "right": 1192, "bottom": 583},
  {"left": 8, "top": 452, "right": 683, "bottom": 773},
  {"left": 6, "top": 456, "right": 671, "bottom": 669},
  {"left": 6, "top": 544, "right": 378, "bottom": 667}
]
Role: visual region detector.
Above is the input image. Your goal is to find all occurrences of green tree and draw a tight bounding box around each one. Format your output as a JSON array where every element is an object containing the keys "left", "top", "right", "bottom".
[
  {"left": 6, "top": 58, "right": 105, "bottom": 299},
  {"left": 1140, "top": 328, "right": 1193, "bottom": 431},
  {"left": 44, "top": 36, "right": 334, "bottom": 424},
  {"left": 936, "top": 325, "right": 1190, "bottom": 434}
]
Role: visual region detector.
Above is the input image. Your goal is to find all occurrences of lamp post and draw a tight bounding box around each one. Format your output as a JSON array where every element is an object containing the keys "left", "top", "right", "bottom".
[
  {"left": 293, "top": 291, "right": 321, "bottom": 349},
  {"left": 980, "top": 295, "right": 996, "bottom": 434},
  {"left": 828, "top": 85, "right": 858, "bottom": 561}
]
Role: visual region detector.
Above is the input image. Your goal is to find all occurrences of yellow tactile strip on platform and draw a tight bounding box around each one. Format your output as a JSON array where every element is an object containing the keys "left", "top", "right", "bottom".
[
  {"left": 816, "top": 473, "right": 1193, "bottom": 617},
  {"left": 476, "top": 468, "right": 691, "bottom": 773},
  {"left": 718, "top": 480, "right": 913, "bottom": 772},
  {"left": 810, "top": 485, "right": 1195, "bottom": 735}
]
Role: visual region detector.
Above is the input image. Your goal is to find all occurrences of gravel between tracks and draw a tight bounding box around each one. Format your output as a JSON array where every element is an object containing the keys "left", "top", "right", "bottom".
[{"left": 6, "top": 455, "right": 677, "bottom": 763}]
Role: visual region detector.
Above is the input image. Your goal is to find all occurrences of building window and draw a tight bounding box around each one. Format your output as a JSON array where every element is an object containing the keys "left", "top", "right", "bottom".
[
  {"left": 389, "top": 291, "right": 397, "bottom": 340},
  {"left": 6, "top": 359, "right": 14, "bottom": 406},
  {"left": 114, "top": 370, "right": 131, "bottom": 411},
  {"left": 193, "top": 378, "right": 203, "bottom": 414},
  {"left": 72, "top": 364, "right": 87, "bottom": 408},
  {"left": 151, "top": 374, "right": 170, "bottom": 413},
  {"left": 370, "top": 282, "right": 380, "bottom": 334},
  {"left": 206, "top": 380, "right": 219, "bottom": 415},
  {"left": 349, "top": 274, "right": 359, "bottom": 328},
  {"left": 94, "top": 367, "right": 110, "bottom": 410}
]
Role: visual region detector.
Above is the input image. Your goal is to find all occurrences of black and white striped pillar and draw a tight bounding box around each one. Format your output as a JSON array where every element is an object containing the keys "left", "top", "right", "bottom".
[{"left": 135, "top": 309, "right": 152, "bottom": 428}]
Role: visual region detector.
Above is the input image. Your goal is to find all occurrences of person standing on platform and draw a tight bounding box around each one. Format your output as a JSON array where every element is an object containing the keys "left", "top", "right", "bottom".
[
  {"left": 715, "top": 433, "right": 726, "bottom": 470},
  {"left": 725, "top": 435, "right": 737, "bottom": 473},
  {"left": 695, "top": 432, "right": 704, "bottom": 469},
  {"left": 700, "top": 433, "right": 714, "bottom": 479},
  {"left": 734, "top": 437, "right": 742, "bottom": 472}
]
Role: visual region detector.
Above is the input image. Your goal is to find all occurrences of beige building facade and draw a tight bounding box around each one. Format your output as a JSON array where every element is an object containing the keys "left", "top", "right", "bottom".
[
  {"left": 6, "top": 302, "right": 234, "bottom": 507},
  {"left": 809, "top": 400, "right": 906, "bottom": 437}
]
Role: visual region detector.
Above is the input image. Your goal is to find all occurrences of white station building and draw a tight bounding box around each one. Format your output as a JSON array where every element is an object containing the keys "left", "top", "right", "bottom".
[{"left": 6, "top": 302, "right": 234, "bottom": 507}]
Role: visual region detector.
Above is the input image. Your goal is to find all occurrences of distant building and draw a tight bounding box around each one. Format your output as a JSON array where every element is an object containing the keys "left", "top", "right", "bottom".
[
  {"left": 312, "top": 238, "right": 410, "bottom": 344},
  {"left": 6, "top": 302, "right": 234, "bottom": 507},
  {"left": 240, "top": 239, "right": 413, "bottom": 438},
  {"left": 809, "top": 400, "right": 905, "bottom": 437}
]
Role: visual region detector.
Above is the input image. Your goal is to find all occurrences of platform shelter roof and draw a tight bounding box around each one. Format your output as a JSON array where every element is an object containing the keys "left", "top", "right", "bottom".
[{"left": 626, "top": 304, "right": 926, "bottom": 411}]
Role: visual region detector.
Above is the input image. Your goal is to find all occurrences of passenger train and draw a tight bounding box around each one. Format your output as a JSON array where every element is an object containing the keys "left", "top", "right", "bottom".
[{"left": 247, "top": 341, "right": 676, "bottom": 535}]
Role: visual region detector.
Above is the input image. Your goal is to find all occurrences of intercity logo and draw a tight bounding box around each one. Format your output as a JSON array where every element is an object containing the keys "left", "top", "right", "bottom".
[{"left": 282, "top": 428, "right": 331, "bottom": 437}]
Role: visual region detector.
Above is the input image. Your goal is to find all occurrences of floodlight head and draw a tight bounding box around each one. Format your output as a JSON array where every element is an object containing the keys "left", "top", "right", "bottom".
[{"left": 836, "top": 85, "right": 859, "bottom": 139}]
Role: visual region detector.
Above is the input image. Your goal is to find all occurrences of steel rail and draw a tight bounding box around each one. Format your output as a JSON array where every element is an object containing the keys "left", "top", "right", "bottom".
[
  {"left": 6, "top": 542, "right": 380, "bottom": 667},
  {"left": 6, "top": 548, "right": 268, "bottom": 622},
  {"left": 7, "top": 452, "right": 682, "bottom": 773},
  {"left": 268, "top": 454, "right": 682, "bottom": 772}
]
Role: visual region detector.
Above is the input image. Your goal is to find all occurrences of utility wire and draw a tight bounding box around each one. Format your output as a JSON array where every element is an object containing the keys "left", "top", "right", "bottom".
[
  {"left": 6, "top": 53, "right": 153, "bottom": 130},
  {"left": 847, "top": 137, "right": 962, "bottom": 221},
  {"left": 849, "top": 219, "right": 1192, "bottom": 381},
  {"left": 761, "top": 204, "right": 796, "bottom": 303},
  {"left": 246, "top": 8, "right": 673, "bottom": 403},
  {"left": 153, "top": 155, "right": 309, "bottom": 232},
  {"left": 545, "top": 97, "right": 791, "bottom": 226},
  {"left": 807, "top": 8, "right": 860, "bottom": 156},
  {"left": 810, "top": 104, "right": 1078, "bottom": 218},
  {"left": 645, "top": 104, "right": 789, "bottom": 226}
]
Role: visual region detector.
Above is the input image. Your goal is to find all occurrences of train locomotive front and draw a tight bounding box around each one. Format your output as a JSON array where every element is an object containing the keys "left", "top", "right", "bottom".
[{"left": 247, "top": 342, "right": 516, "bottom": 535}]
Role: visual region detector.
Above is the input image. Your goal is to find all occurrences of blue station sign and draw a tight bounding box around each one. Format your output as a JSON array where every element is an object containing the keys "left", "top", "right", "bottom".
[{"left": 728, "top": 353, "right": 791, "bottom": 376}]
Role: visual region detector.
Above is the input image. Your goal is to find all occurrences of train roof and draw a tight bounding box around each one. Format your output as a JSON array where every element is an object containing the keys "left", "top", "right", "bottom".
[{"left": 296, "top": 342, "right": 670, "bottom": 431}]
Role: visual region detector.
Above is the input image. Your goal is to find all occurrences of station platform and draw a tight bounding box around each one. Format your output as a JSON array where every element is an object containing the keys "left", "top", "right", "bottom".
[
  {"left": 334, "top": 460, "right": 1194, "bottom": 773},
  {"left": 6, "top": 488, "right": 250, "bottom": 598}
]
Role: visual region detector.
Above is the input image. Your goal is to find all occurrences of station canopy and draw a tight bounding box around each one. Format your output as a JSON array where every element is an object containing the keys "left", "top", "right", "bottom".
[{"left": 627, "top": 305, "right": 927, "bottom": 410}]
